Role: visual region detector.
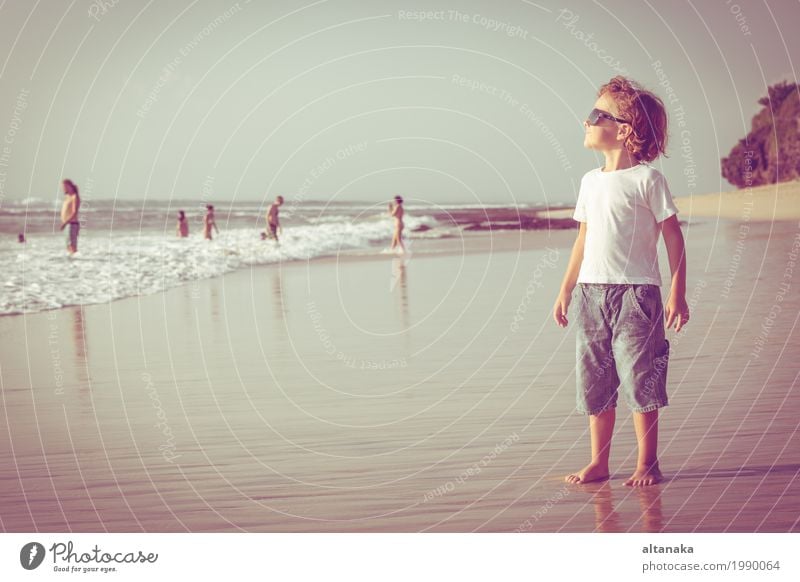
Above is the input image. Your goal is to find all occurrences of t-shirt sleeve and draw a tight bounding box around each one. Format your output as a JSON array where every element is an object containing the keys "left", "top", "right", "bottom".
[
  {"left": 572, "top": 178, "right": 587, "bottom": 222},
  {"left": 647, "top": 173, "right": 679, "bottom": 223}
]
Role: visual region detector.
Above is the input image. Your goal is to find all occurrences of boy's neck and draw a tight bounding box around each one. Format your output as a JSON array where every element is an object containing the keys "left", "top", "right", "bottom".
[{"left": 601, "top": 149, "right": 639, "bottom": 172}]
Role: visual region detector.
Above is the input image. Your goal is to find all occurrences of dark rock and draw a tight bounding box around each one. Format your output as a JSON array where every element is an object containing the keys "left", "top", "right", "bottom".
[{"left": 721, "top": 81, "right": 800, "bottom": 187}]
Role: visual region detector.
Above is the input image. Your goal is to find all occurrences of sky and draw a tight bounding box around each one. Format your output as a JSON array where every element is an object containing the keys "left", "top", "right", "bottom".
[{"left": 0, "top": 0, "right": 797, "bottom": 206}]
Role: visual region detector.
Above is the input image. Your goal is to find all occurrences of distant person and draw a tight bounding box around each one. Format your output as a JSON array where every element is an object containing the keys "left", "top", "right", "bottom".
[
  {"left": 389, "top": 195, "right": 405, "bottom": 254},
  {"left": 59, "top": 179, "right": 81, "bottom": 254},
  {"left": 176, "top": 210, "right": 189, "bottom": 238},
  {"left": 203, "top": 204, "right": 219, "bottom": 240},
  {"left": 18, "top": 233, "right": 25, "bottom": 243},
  {"left": 265, "top": 195, "right": 284, "bottom": 244}
]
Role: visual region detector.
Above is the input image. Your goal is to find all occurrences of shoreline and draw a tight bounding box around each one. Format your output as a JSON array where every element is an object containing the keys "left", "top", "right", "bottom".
[
  {"left": 0, "top": 228, "right": 577, "bottom": 318},
  {"left": 7, "top": 176, "right": 798, "bottom": 318}
]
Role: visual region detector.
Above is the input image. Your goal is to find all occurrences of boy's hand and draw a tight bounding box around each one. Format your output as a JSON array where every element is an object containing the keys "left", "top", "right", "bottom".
[
  {"left": 664, "top": 293, "right": 690, "bottom": 332},
  {"left": 553, "top": 290, "right": 572, "bottom": 328}
]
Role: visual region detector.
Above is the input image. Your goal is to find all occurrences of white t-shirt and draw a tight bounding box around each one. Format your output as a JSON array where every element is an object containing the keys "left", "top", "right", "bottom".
[{"left": 573, "top": 163, "right": 679, "bottom": 285}]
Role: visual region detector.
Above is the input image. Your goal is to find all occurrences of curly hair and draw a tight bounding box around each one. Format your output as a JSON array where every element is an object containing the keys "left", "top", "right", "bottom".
[{"left": 598, "top": 76, "right": 668, "bottom": 163}]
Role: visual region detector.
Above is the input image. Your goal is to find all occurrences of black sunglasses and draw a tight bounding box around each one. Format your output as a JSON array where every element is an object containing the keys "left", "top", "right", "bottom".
[{"left": 586, "top": 108, "right": 629, "bottom": 125}]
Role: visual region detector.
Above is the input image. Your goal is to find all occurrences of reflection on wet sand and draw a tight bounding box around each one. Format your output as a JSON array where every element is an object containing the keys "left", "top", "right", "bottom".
[
  {"left": 71, "top": 306, "right": 86, "bottom": 361},
  {"left": 68, "top": 306, "right": 92, "bottom": 408},
  {"left": 391, "top": 257, "right": 410, "bottom": 334},
  {"left": 271, "top": 270, "right": 286, "bottom": 322},
  {"left": 588, "top": 482, "right": 623, "bottom": 533},
  {"left": 636, "top": 485, "right": 664, "bottom": 533},
  {"left": 572, "top": 480, "right": 663, "bottom": 533}
]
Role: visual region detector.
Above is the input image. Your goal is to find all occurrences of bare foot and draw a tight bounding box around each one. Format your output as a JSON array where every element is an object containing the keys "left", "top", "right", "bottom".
[
  {"left": 624, "top": 462, "right": 663, "bottom": 487},
  {"left": 565, "top": 461, "right": 610, "bottom": 484}
]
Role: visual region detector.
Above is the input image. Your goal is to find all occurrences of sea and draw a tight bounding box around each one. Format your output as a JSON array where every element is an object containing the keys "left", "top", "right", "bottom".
[{"left": 0, "top": 198, "right": 572, "bottom": 315}]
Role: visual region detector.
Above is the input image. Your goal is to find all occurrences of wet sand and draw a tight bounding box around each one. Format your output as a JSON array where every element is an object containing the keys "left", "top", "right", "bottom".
[{"left": 1, "top": 219, "right": 798, "bottom": 532}]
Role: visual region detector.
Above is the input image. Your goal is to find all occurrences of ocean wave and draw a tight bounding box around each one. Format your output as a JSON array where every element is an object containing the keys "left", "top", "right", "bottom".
[
  {"left": 0, "top": 197, "right": 52, "bottom": 206},
  {"left": 0, "top": 215, "right": 435, "bottom": 315}
]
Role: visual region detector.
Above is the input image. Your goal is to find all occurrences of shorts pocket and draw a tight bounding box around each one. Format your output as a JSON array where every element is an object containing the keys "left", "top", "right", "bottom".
[
  {"left": 628, "top": 285, "right": 663, "bottom": 325},
  {"left": 627, "top": 285, "right": 651, "bottom": 323}
]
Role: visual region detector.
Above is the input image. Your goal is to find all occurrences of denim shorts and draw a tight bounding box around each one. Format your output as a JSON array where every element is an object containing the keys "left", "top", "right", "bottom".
[{"left": 575, "top": 283, "right": 670, "bottom": 415}]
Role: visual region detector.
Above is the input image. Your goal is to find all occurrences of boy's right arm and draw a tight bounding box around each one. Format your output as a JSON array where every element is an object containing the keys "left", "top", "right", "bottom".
[{"left": 553, "top": 222, "right": 586, "bottom": 327}]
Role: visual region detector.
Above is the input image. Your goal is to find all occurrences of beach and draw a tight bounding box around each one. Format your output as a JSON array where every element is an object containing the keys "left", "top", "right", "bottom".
[{"left": 0, "top": 212, "right": 798, "bottom": 533}]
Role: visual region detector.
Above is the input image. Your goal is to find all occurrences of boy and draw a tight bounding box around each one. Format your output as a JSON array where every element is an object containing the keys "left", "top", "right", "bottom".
[
  {"left": 553, "top": 76, "right": 689, "bottom": 487},
  {"left": 265, "top": 195, "right": 284, "bottom": 244}
]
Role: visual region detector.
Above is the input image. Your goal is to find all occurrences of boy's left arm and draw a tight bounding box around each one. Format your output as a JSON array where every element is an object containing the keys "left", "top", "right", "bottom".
[{"left": 660, "top": 214, "right": 689, "bottom": 332}]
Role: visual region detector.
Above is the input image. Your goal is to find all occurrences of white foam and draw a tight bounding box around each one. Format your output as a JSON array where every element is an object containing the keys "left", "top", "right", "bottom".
[{"left": 0, "top": 214, "right": 438, "bottom": 315}]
